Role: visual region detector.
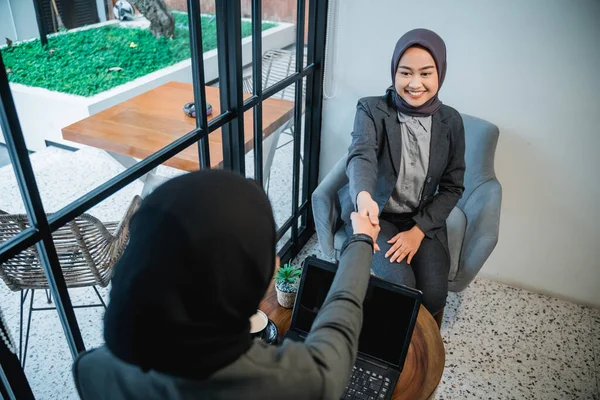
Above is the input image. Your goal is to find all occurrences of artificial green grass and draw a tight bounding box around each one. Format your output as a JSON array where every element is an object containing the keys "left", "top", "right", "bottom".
[{"left": 1, "top": 12, "right": 276, "bottom": 97}]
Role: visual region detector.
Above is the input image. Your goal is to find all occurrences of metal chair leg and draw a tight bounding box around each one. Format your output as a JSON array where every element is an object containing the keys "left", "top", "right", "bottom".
[
  {"left": 17, "top": 286, "right": 106, "bottom": 369},
  {"left": 45, "top": 289, "right": 52, "bottom": 304},
  {"left": 22, "top": 289, "right": 35, "bottom": 369},
  {"left": 92, "top": 286, "right": 107, "bottom": 309},
  {"left": 19, "top": 290, "right": 25, "bottom": 362}
]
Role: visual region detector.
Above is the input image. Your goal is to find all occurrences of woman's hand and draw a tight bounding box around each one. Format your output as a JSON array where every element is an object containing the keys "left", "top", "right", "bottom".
[
  {"left": 385, "top": 225, "right": 425, "bottom": 264},
  {"left": 357, "top": 191, "right": 379, "bottom": 225},
  {"left": 351, "top": 212, "right": 381, "bottom": 251},
  {"left": 355, "top": 191, "right": 380, "bottom": 252}
]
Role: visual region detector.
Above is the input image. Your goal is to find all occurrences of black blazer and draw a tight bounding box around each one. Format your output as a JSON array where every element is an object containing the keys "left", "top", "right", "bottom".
[{"left": 338, "top": 92, "right": 465, "bottom": 251}]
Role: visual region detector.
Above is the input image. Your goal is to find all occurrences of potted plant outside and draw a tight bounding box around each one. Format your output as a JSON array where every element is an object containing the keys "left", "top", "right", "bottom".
[{"left": 274, "top": 263, "right": 301, "bottom": 309}]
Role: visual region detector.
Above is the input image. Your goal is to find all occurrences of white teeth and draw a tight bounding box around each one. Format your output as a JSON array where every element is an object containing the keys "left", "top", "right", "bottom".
[{"left": 408, "top": 91, "right": 424, "bottom": 96}]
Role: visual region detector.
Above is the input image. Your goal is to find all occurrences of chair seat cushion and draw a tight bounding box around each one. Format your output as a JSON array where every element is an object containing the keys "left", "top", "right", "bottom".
[
  {"left": 447, "top": 206, "right": 467, "bottom": 281},
  {"left": 334, "top": 228, "right": 348, "bottom": 252}
]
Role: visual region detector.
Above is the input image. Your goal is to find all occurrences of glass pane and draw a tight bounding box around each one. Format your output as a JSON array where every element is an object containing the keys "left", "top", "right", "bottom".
[
  {"left": 297, "top": 77, "right": 308, "bottom": 207},
  {"left": 0, "top": 250, "right": 73, "bottom": 399},
  {"left": 0, "top": 131, "right": 33, "bottom": 243},
  {"left": 199, "top": 0, "right": 219, "bottom": 88},
  {"left": 261, "top": 0, "right": 299, "bottom": 90},
  {"left": 244, "top": 106, "right": 256, "bottom": 181},
  {"left": 298, "top": 208, "right": 306, "bottom": 234},
  {"left": 277, "top": 226, "right": 292, "bottom": 254},
  {"left": 0, "top": 1, "right": 220, "bottom": 213},
  {"left": 235, "top": 0, "right": 308, "bottom": 95},
  {"left": 263, "top": 84, "right": 296, "bottom": 230},
  {"left": 1, "top": 139, "right": 209, "bottom": 399},
  {"left": 63, "top": 178, "right": 147, "bottom": 358},
  {"left": 240, "top": 0, "right": 255, "bottom": 94},
  {"left": 303, "top": 0, "right": 310, "bottom": 51}
]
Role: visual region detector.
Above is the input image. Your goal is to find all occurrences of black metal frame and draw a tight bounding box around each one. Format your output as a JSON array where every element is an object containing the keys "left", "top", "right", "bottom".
[
  {"left": 1, "top": 314, "right": 35, "bottom": 400},
  {"left": 17, "top": 288, "right": 107, "bottom": 369},
  {"left": 0, "top": 0, "right": 329, "bottom": 394},
  {"left": 216, "top": 0, "right": 246, "bottom": 174},
  {"left": 32, "top": 0, "right": 49, "bottom": 46}
]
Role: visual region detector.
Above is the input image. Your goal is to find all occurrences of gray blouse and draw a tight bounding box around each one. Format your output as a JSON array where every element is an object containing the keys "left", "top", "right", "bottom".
[{"left": 383, "top": 112, "right": 432, "bottom": 214}]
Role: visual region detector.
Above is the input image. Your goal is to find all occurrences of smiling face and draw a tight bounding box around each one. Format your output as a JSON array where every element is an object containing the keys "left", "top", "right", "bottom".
[{"left": 394, "top": 46, "right": 439, "bottom": 107}]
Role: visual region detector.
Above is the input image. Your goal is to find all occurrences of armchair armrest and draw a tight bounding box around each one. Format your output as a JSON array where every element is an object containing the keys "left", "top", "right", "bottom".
[
  {"left": 311, "top": 156, "right": 348, "bottom": 259},
  {"left": 452, "top": 179, "right": 502, "bottom": 291}
]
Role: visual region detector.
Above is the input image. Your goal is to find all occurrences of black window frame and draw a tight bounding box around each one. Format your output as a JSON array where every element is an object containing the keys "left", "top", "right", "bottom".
[{"left": 0, "top": 0, "right": 329, "bottom": 395}]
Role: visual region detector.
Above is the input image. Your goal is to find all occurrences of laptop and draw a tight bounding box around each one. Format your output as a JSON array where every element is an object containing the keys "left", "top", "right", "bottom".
[{"left": 285, "top": 256, "right": 422, "bottom": 400}]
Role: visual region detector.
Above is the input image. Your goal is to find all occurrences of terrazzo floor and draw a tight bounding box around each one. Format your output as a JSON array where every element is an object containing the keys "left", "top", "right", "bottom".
[
  {"left": 295, "top": 236, "right": 600, "bottom": 399},
  {"left": 0, "top": 144, "right": 598, "bottom": 399}
]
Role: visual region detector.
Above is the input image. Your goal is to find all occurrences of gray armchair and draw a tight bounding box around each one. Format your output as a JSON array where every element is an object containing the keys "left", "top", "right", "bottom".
[{"left": 312, "top": 114, "right": 501, "bottom": 292}]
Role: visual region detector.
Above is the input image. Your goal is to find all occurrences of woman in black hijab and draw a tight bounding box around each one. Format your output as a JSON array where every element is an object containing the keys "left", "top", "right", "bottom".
[
  {"left": 73, "top": 169, "right": 378, "bottom": 400},
  {"left": 338, "top": 29, "right": 466, "bottom": 323}
]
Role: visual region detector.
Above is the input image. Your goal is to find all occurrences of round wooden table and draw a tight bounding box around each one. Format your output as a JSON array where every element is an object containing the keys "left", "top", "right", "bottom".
[{"left": 259, "top": 282, "right": 445, "bottom": 400}]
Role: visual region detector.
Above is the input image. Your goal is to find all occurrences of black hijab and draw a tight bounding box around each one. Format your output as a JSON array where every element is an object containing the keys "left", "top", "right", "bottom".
[
  {"left": 104, "top": 170, "right": 276, "bottom": 380},
  {"left": 387, "top": 28, "right": 447, "bottom": 117}
]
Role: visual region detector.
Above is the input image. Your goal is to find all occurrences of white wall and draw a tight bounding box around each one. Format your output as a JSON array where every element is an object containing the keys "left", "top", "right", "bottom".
[
  {"left": 7, "top": 0, "right": 38, "bottom": 41},
  {"left": 96, "top": 0, "right": 108, "bottom": 22},
  {"left": 0, "top": 0, "right": 18, "bottom": 42},
  {"left": 1, "top": 0, "right": 109, "bottom": 42},
  {"left": 320, "top": 0, "right": 600, "bottom": 308}
]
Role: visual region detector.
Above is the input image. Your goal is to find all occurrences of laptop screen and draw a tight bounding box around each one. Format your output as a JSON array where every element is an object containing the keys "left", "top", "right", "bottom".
[{"left": 293, "top": 261, "right": 419, "bottom": 367}]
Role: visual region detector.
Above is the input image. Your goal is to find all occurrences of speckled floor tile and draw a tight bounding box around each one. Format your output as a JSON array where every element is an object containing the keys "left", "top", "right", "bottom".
[
  {"left": 0, "top": 147, "right": 144, "bottom": 221},
  {"left": 291, "top": 233, "right": 335, "bottom": 266},
  {"left": 591, "top": 308, "right": 600, "bottom": 398},
  {"left": 438, "top": 338, "right": 597, "bottom": 399},
  {"left": 244, "top": 127, "right": 296, "bottom": 231},
  {"left": 438, "top": 278, "right": 598, "bottom": 399},
  {"left": 440, "top": 290, "right": 464, "bottom": 333},
  {"left": 0, "top": 284, "right": 108, "bottom": 400},
  {"left": 449, "top": 279, "right": 596, "bottom": 367}
]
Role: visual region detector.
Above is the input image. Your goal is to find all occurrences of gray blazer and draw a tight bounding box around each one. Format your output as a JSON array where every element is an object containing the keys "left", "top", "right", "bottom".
[
  {"left": 73, "top": 237, "right": 375, "bottom": 400},
  {"left": 338, "top": 93, "right": 466, "bottom": 253}
]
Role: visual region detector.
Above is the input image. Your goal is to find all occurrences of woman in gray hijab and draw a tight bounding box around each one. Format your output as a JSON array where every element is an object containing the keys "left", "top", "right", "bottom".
[{"left": 338, "top": 29, "right": 466, "bottom": 323}]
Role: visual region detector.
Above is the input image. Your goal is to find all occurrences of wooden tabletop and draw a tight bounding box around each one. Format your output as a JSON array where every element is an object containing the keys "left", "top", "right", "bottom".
[
  {"left": 259, "top": 281, "right": 445, "bottom": 400},
  {"left": 61, "top": 82, "right": 295, "bottom": 171}
]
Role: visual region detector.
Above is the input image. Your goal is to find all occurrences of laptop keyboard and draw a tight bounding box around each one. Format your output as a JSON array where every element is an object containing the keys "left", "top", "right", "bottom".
[{"left": 340, "top": 366, "right": 392, "bottom": 400}]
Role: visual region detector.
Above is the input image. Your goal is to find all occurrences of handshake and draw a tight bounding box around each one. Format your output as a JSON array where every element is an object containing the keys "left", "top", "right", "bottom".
[
  {"left": 352, "top": 191, "right": 425, "bottom": 263},
  {"left": 351, "top": 191, "right": 382, "bottom": 253}
]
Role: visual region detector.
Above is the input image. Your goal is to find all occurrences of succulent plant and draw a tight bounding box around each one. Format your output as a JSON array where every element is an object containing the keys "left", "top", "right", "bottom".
[{"left": 274, "top": 263, "right": 301, "bottom": 293}]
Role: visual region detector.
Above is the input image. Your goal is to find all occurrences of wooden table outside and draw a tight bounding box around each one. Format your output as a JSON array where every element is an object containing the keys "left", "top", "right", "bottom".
[
  {"left": 61, "top": 82, "right": 295, "bottom": 171},
  {"left": 259, "top": 281, "right": 445, "bottom": 400}
]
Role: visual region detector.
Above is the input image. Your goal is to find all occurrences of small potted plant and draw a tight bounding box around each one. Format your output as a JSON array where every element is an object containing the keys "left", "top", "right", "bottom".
[{"left": 274, "top": 262, "right": 301, "bottom": 309}]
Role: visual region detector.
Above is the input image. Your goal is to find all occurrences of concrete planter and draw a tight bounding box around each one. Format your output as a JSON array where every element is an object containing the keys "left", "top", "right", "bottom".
[
  {"left": 276, "top": 288, "right": 297, "bottom": 309},
  {"left": 3, "top": 22, "right": 295, "bottom": 151}
]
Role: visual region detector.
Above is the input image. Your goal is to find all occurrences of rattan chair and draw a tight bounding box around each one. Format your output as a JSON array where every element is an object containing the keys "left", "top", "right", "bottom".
[{"left": 0, "top": 195, "right": 141, "bottom": 367}]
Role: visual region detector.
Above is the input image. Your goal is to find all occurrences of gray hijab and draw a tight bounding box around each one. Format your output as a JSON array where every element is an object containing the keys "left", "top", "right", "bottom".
[{"left": 387, "top": 29, "right": 447, "bottom": 117}]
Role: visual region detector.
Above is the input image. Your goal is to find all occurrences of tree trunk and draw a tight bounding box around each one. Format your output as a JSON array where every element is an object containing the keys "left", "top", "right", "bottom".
[{"left": 129, "top": 0, "right": 175, "bottom": 39}]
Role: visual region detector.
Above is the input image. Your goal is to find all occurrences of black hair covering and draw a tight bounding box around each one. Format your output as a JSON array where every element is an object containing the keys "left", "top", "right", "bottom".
[{"left": 104, "top": 170, "right": 276, "bottom": 379}]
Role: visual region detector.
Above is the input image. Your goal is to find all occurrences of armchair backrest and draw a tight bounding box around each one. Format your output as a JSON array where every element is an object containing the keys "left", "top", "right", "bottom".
[
  {"left": 311, "top": 155, "right": 348, "bottom": 258},
  {"left": 458, "top": 114, "right": 500, "bottom": 209}
]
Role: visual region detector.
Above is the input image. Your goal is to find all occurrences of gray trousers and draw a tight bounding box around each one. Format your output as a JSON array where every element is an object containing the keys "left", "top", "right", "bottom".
[{"left": 346, "top": 215, "right": 449, "bottom": 315}]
